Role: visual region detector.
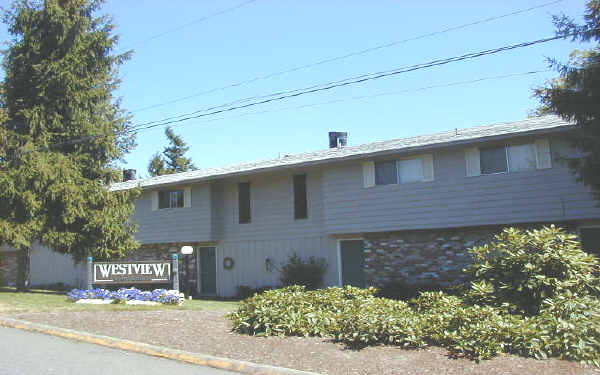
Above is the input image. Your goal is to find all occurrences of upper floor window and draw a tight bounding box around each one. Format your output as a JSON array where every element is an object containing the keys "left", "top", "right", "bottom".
[
  {"left": 238, "top": 182, "right": 251, "bottom": 224},
  {"left": 293, "top": 174, "right": 308, "bottom": 219},
  {"left": 466, "top": 139, "right": 552, "bottom": 177},
  {"left": 158, "top": 190, "right": 184, "bottom": 209},
  {"left": 374, "top": 155, "right": 433, "bottom": 186},
  {"left": 480, "top": 143, "right": 537, "bottom": 175}
]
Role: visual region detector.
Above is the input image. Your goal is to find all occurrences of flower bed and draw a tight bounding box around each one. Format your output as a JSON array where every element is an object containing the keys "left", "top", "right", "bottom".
[{"left": 67, "top": 288, "right": 185, "bottom": 305}]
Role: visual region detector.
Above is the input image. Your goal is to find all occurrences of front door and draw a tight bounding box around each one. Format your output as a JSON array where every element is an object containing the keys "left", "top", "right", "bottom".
[
  {"left": 340, "top": 240, "right": 365, "bottom": 287},
  {"left": 198, "top": 247, "right": 217, "bottom": 295}
]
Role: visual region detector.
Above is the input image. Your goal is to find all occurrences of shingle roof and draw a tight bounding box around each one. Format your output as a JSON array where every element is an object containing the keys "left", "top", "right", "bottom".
[{"left": 110, "top": 115, "right": 572, "bottom": 191}]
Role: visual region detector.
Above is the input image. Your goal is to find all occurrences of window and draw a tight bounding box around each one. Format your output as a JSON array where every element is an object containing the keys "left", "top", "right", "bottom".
[
  {"left": 158, "top": 190, "right": 184, "bottom": 209},
  {"left": 293, "top": 174, "right": 308, "bottom": 219},
  {"left": 375, "top": 158, "right": 426, "bottom": 185},
  {"left": 580, "top": 227, "right": 600, "bottom": 256},
  {"left": 375, "top": 161, "right": 397, "bottom": 185},
  {"left": 480, "top": 143, "right": 537, "bottom": 175},
  {"left": 480, "top": 146, "right": 507, "bottom": 174},
  {"left": 238, "top": 182, "right": 251, "bottom": 224},
  {"left": 507, "top": 144, "right": 537, "bottom": 172},
  {"left": 398, "top": 158, "right": 424, "bottom": 183}
]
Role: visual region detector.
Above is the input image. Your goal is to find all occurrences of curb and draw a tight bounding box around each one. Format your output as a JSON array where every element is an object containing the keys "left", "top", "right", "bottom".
[{"left": 0, "top": 316, "right": 320, "bottom": 375}]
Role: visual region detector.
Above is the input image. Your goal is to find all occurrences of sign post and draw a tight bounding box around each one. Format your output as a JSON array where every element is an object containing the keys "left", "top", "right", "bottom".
[
  {"left": 172, "top": 254, "right": 179, "bottom": 292},
  {"left": 87, "top": 256, "right": 93, "bottom": 290}
]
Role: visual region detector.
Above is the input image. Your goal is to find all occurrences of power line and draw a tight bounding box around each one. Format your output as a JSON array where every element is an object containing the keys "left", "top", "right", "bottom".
[
  {"left": 47, "top": 34, "right": 571, "bottom": 150},
  {"left": 166, "top": 70, "right": 549, "bottom": 129},
  {"left": 46, "top": 69, "right": 548, "bottom": 150},
  {"left": 118, "top": 0, "right": 259, "bottom": 52},
  {"left": 129, "top": 0, "right": 564, "bottom": 113},
  {"left": 128, "top": 34, "right": 567, "bottom": 133}
]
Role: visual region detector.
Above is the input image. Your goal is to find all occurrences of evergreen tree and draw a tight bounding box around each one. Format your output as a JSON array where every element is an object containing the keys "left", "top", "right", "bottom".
[
  {"left": 0, "top": 0, "right": 140, "bottom": 290},
  {"left": 147, "top": 152, "right": 167, "bottom": 177},
  {"left": 535, "top": 0, "right": 600, "bottom": 201},
  {"left": 147, "top": 126, "right": 196, "bottom": 176}
]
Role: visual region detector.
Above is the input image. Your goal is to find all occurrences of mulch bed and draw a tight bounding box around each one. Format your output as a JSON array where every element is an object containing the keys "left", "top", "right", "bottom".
[{"left": 9, "top": 310, "right": 597, "bottom": 375}]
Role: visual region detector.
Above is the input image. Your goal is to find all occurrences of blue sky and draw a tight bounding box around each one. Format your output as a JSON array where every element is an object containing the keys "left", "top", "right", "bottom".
[{"left": 0, "top": 0, "right": 590, "bottom": 177}]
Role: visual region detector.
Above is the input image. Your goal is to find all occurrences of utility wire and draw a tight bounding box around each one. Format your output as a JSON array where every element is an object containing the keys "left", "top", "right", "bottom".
[
  {"left": 129, "top": 0, "right": 564, "bottom": 113},
  {"left": 118, "top": 0, "right": 259, "bottom": 52},
  {"left": 167, "top": 70, "right": 550, "bottom": 130},
  {"left": 128, "top": 34, "right": 567, "bottom": 132},
  {"left": 47, "top": 34, "right": 570, "bottom": 149}
]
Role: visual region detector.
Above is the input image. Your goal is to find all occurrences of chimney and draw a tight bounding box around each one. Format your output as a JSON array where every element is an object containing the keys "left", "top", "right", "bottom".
[
  {"left": 123, "top": 169, "right": 136, "bottom": 182},
  {"left": 328, "top": 132, "right": 348, "bottom": 148}
]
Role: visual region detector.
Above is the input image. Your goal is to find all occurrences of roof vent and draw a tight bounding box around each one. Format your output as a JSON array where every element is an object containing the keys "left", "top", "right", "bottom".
[
  {"left": 123, "top": 169, "right": 136, "bottom": 182},
  {"left": 328, "top": 132, "right": 348, "bottom": 148}
]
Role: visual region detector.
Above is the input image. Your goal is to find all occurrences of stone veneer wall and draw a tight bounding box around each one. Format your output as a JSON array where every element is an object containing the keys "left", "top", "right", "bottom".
[
  {"left": 363, "top": 222, "right": 577, "bottom": 288},
  {"left": 0, "top": 251, "right": 18, "bottom": 287},
  {"left": 119, "top": 242, "right": 201, "bottom": 294}
]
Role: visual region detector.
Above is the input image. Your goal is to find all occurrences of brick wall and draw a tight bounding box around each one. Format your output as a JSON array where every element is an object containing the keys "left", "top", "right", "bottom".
[{"left": 363, "top": 222, "right": 578, "bottom": 288}]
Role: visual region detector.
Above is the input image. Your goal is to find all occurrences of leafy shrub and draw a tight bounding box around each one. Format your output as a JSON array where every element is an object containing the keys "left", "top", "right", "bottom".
[
  {"left": 279, "top": 254, "right": 327, "bottom": 290},
  {"left": 236, "top": 285, "right": 273, "bottom": 300},
  {"left": 465, "top": 226, "right": 600, "bottom": 314},
  {"left": 511, "top": 294, "right": 600, "bottom": 365},
  {"left": 229, "top": 285, "right": 377, "bottom": 337},
  {"left": 377, "top": 279, "right": 455, "bottom": 300}
]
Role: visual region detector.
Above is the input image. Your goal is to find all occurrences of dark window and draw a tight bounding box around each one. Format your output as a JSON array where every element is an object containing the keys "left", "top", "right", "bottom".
[
  {"left": 238, "top": 182, "right": 251, "bottom": 224},
  {"left": 580, "top": 227, "right": 600, "bottom": 256},
  {"left": 293, "top": 174, "right": 308, "bottom": 219},
  {"left": 375, "top": 161, "right": 397, "bottom": 185},
  {"left": 158, "top": 190, "right": 184, "bottom": 209},
  {"left": 480, "top": 146, "right": 508, "bottom": 174}
]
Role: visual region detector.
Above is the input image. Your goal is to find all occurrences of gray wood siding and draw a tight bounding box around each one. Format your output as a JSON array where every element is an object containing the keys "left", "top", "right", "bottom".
[
  {"left": 322, "top": 137, "right": 600, "bottom": 234},
  {"left": 212, "top": 169, "right": 326, "bottom": 241},
  {"left": 216, "top": 236, "right": 339, "bottom": 297},
  {"left": 132, "top": 184, "right": 213, "bottom": 244}
]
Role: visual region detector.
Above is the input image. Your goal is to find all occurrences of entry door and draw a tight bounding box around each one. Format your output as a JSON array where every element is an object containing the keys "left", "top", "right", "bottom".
[
  {"left": 198, "top": 247, "right": 217, "bottom": 295},
  {"left": 340, "top": 240, "right": 365, "bottom": 287}
]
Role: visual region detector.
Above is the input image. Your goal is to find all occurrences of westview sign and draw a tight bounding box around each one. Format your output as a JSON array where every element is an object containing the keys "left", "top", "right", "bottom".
[{"left": 93, "top": 261, "right": 171, "bottom": 284}]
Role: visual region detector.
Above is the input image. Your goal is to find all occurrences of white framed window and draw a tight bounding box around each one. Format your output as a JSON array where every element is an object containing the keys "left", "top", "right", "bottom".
[
  {"left": 466, "top": 139, "right": 551, "bottom": 177},
  {"left": 373, "top": 155, "right": 433, "bottom": 186},
  {"left": 480, "top": 143, "right": 537, "bottom": 175},
  {"left": 159, "top": 190, "right": 184, "bottom": 209},
  {"left": 151, "top": 187, "right": 191, "bottom": 210}
]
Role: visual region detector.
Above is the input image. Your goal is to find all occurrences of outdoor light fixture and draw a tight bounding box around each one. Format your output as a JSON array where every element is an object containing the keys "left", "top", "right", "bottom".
[
  {"left": 181, "top": 246, "right": 194, "bottom": 255},
  {"left": 180, "top": 246, "right": 194, "bottom": 298}
]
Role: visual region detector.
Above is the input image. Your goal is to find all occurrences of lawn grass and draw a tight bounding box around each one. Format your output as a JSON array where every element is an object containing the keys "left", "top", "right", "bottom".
[{"left": 0, "top": 287, "right": 238, "bottom": 314}]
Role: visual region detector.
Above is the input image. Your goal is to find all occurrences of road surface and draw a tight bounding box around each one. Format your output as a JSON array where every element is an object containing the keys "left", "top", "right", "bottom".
[{"left": 0, "top": 326, "right": 237, "bottom": 375}]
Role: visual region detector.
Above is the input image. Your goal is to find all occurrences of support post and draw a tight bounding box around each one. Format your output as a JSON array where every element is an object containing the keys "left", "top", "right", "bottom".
[
  {"left": 86, "top": 256, "right": 93, "bottom": 290},
  {"left": 172, "top": 254, "right": 179, "bottom": 292}
]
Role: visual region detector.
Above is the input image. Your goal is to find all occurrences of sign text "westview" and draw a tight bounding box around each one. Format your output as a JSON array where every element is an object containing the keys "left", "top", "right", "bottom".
[{"left": 93, "top": 261, "right": 171, "bottom": 284}]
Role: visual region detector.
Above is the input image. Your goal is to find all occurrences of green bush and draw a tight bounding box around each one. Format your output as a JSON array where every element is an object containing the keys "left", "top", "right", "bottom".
[
  {"left": 376, "top": 279, "right": 456, "bottom": 300},
  {"left": 229, "top": 286, "right": 376, "bottom": 337},
  {"left": 512, "top": 294, "right": 600, "bottom": 364},
  {"left": 235, "top": 285, "right": 273, "bottom": 300},
  {"left": 279, "top": 254, "right": 327, "bottom": 290},
  {"left": 230, "top": 226, "right": 600, "bottom": 364},
  {"left": 465, "top": 225, "right": 600, "bottom": 314}
]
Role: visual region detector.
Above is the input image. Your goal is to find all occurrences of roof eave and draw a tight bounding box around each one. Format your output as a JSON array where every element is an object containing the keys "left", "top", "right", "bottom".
[{"left": 111, "top": 124, "right": 574, "bottom": 191}]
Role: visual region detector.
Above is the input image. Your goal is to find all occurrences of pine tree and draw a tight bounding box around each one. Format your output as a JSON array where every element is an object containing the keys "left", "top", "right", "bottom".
[
  {"left": 535, "top": 0, "right": 600, "bottom": 201},
  {"left": 147, "top": 126, "right": 196, "bottom": 176},
  {"left": 0, "top": 0, "right": 140, "bottom": 290},
  {"left": 147, "top": 152, "right": 167, "bottom": 177}
]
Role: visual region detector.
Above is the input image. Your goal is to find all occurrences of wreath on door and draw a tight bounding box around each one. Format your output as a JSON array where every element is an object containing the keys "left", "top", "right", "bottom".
[{"left": 223, "top": 257, "right": 234, "bottom": 270}]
